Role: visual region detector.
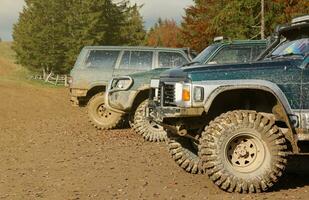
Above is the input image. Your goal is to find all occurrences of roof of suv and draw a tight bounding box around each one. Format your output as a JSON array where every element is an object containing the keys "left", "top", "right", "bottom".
[
  {"left": 82, "top": 46, "right": 190, "bottom": 51},
  {"left": 214, "top": 40, "right": 267, "bottom": 45}
]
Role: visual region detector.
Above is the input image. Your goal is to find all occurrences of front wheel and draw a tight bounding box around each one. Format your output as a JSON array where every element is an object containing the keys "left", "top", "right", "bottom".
[
  {"left": 87, "top": 92, "right": 123, "bottom": 130},
  {"left": 167, "top": 136, "right": 204, "bottom": 174},
  {"left": 131, "top": 99, "right": 167, "bottom": 142},
  {"left": 200, "top": 110, "right": 287, "bottom": 193}
]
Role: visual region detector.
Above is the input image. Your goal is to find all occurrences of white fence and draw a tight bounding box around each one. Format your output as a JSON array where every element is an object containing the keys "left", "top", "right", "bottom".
[{"left": 30, "top": 70, "right": 69, "bottom": 87}]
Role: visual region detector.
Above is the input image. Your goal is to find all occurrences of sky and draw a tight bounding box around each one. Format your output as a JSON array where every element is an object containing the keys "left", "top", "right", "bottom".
[{"left": 0, "top": 0, "right": 193, "bottom": 41}]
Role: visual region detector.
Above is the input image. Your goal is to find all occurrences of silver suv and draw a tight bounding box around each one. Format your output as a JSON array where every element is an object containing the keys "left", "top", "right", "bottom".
[{"left": 69, "top": 46, "right": 193, "bottom": 129}]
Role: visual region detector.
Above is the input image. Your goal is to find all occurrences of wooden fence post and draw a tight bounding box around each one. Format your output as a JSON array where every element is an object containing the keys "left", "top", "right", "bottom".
[
  {"left": 45, "top": 72, "right": 52, "bottom": 82},
  {"left": 64, "top": 75, "right": 68, "bottom": 87},
  {"left": 55, "top": 75, "right": 59, "bottom": 85}
]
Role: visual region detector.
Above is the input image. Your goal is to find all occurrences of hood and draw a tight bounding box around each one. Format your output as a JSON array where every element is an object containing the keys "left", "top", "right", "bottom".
[
  {"left": 160, "top": 58, "right": 304, "bottom": 82},
  {"left": 129, "top": 68, "right": 169, "bottom": 80}
]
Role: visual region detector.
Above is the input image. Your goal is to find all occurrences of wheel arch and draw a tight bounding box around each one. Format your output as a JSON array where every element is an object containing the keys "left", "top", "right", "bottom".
[
  {"left": 82, "top": 85, "right": 106, "bottom": 106},
  {"left": 201, "top": 82, "right": 297, "bottom": 153},
  {"left": 131, "top": 88, "right": 151, "bottom": 111},
  {"left": 203, "top": 83, "right": 292, "bottom": 116}
]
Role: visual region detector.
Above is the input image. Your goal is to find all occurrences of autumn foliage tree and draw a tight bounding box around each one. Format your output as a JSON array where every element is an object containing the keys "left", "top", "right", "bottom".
[
  {"left": 145, "top": 19, "right": 182, "bottom": 48},
  {"left": 181, "top": 0, "right": 309, "bottom": 52}
]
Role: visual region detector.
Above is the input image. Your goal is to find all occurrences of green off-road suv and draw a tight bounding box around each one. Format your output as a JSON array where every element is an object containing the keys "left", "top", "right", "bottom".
[
  {"left": 148, "top": 16, "right": 309, "bottom": 192},
  {"left": 69, "top": 46, "right": 193, "bottom": 129},
  {"left": 106, "top": 40, "right": 266, "bottom": 142}
]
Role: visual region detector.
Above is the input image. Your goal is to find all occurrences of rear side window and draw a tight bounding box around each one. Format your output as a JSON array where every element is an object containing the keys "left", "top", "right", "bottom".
[
  {"left": 85, "top": 50, "right": 120, "bottom": 68},
  {"left": 252, "top": 45, "right": 266, "bottom": 60},
  {"left": 158, "top": 52, "right": 188, "bottom": 67},
  {"left": 119, "top": 51, "right": 153, "bottom": 70},
  {"left": 209, "top": 47, "right": 252, "bottom": 64}
]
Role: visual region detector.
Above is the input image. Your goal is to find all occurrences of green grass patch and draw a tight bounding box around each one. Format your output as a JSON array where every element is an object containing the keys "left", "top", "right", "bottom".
[{"left": 0, "top": 41, "right": 65, "bottom": 88}]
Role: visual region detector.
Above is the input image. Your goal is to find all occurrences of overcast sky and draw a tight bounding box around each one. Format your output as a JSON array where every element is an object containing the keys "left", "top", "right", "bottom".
[{"left": 0, "top": 0, "right": 193, "bottom": 41}]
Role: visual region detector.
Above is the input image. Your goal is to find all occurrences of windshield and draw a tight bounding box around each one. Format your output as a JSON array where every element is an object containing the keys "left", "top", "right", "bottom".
[
  {"left": 271, "top": 38, "right": 308, "bottom": 57},
  {"left": 191, "top": 44, "right": 219, "bottom": 64}
]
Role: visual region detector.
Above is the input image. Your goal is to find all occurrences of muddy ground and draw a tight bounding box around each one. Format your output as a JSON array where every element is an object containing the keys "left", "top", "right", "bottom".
[{"left": 1, "top": 79, "right": 309, "bottom": 199}]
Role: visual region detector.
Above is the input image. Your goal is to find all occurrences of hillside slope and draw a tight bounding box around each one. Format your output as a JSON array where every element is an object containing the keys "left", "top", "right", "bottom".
[{"left": 0, "top": 42, "right": 29, "bottom": 81}]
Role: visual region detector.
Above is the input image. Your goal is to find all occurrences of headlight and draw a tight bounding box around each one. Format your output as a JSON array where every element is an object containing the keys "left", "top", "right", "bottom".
[
  {"left": 115, "top": 79, "right": 131, "bottom": 89},
  {"left": 194, "top": 86, "right": 204, "bottom": 102},
  {"left": 110, "top": 76, "right": 133, "bottom": 91}
]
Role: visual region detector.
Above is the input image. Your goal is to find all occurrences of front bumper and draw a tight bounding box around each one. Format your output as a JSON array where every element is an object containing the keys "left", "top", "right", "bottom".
[
  {"left": 148, "top": 100, "right": 204, "bottom": 123},
  {"left": 69, "top": 88, "right": 88, "bottom": 106}
]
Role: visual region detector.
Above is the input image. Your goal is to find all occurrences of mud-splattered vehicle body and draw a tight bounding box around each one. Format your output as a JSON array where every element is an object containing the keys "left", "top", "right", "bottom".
[
  {"left": 106, "top": 40, "right": 267, "bottom": 142},
  {"left": 69, "top": 46, "right": 192, "bottom": 129},
  {"left": 148, "top": 16, "right": 309, "bottom": 192}
]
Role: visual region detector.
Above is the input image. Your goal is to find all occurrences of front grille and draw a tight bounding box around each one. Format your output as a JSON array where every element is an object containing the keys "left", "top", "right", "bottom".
[
  {"left": 163, "top": 84, "right": 176, "bottom": 106},
  {"left": 152, "top": 82, "right": 176, "bottom": 107}
]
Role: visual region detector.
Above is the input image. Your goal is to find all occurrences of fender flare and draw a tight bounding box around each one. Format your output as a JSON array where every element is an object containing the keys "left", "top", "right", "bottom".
[{"left": 199, "top": 80, "right": 293, "bottom": 116}]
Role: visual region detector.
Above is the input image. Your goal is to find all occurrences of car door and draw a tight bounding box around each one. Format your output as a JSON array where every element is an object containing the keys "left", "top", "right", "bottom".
[
  {"left": 78, "top": 49, "right": 121, "bottom": 86},
  {"left": 113, "top": 50, "right": 154, "bottom": 76}
]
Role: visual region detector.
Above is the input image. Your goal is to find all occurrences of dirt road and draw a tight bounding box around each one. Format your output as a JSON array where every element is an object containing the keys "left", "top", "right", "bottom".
[{"left": 1, "top": 81, "right": 309, "bottom": 199}]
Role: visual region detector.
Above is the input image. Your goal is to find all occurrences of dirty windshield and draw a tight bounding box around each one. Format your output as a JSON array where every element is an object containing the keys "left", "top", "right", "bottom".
[{"left": 187, "top": 44, "right": 219, "bottom": 66}]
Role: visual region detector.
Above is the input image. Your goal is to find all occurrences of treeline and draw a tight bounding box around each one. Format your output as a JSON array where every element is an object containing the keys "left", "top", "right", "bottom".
[
  {"left": 180, "top": 0, "right": 309, "bottom": 51},
  {"left": 13, "top": 0, "right": 308, "bottom": 73},
  {"left": 13, "top": 0, "right": 145, "bottom": 73},
  {"left": 146, "top": 0, "right": 308, "bottom": 52}
]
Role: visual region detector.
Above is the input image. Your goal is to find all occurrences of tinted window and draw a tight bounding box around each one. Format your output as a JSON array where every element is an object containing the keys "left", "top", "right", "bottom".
[
  {"left": 209, "top": 47, "right": 252, "bottom": 64},
  {"left": 252, "top": 45, "right": 266, "bottom": 60},
  {"left": 158, "top": 52, "right": 188, "bottom": 67},
  {"left": 192, "top": 45, "right": 219, "bottom": 64},
  {"left": 85, "top": 50, "right": 120, "bottom": 68},
  {"left": 119, "top": 51, "right": 153, "bottom": 70}
]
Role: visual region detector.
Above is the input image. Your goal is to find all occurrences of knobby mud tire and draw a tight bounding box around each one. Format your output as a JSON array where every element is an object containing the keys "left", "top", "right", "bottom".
[
  {"left": 132, "top": 99, "right": 167, "bottom": 142},
  {"left": 167, "top": 135, "right": 204, "bottom": 174},
  {"left": 87, "top": 92, "right": 123, "bottom": 130},
  {"left": 200, "top": 110, "right": 287, "bottom": 193}
]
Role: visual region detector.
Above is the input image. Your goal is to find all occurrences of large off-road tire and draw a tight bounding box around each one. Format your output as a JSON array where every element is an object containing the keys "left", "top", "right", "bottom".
[
  {"left": 200, "top": 110, "right": 287, "bottom": 193},
  {"left": 132, "top": 99, "right": 167, "bottom": 142},
  {"left": 167, "top": 135, "right": 204, "bottom": 174},
  {"left": 87, "top": 92, "right": 123, "bottom": 130}
]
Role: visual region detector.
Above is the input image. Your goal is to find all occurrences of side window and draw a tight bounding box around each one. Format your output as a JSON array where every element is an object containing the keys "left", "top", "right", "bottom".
[
  {"left": 119, "top": 51, "right": 153, "bottom": 70},
  {"left": 85, "top": 50, "right": 120, "bottom": 68},
  {"left": 209, "top": 47, "right": 252, "bottom": 64},
  {"left": 252, "top": 45, "right": 266, "bottom": 60},
  {"left": 158, "top": 52, "right": 188, "bottom": 68}
]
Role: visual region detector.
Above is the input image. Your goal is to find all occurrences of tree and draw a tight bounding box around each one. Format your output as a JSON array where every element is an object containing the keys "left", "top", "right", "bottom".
[
  {"left": 180, "top": 0, "right": 309, "bottom": 52},
  {"left": 146, "top": 18, "right": 182, "bottom": 48},
  {"left": 120, "top": 4, "right": 146, "bottom": 46},
  {"left": 13, "top": 0, "right": 146, "bottom": 73}
]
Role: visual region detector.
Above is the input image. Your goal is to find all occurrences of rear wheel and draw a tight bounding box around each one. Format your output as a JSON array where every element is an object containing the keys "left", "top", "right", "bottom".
[
  {"left": 132, "top": 99, "right": 167, "bottom": 142},
  {"left": 87, "top": 92, "right": 123, "bottom": 130},
  {"left": 200, "top": 110, "right": 287, "bottom": 193}
]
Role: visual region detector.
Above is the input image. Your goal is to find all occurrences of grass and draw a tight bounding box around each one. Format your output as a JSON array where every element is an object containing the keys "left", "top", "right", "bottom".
[
  {"left": 0, "top": 42, "right": 15, "bottom": 60},
  {"left": 0, "top": 41, "right": 63, "bottom": 88}
]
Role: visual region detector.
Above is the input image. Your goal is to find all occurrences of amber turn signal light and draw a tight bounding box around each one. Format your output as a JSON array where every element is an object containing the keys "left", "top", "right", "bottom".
[{"left": 182, "top": 88, "right": 190, "bottom": 101}]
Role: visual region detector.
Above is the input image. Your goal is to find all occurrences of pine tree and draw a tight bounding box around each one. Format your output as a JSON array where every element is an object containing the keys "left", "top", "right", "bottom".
[
  {"left": 13, "top": 0, "right": 146, "bottom": 74},
  {"left": 120, "top": 4, "right": 146, "bottom": 46}
]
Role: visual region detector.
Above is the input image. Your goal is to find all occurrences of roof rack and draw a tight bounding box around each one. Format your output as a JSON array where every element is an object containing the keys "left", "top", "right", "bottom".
[
  {"left": 213, "top": 36, "right": 224, "bottom": 43},
  {"left": 291, "top": 15, "right": 309, "bottom": 24}
]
